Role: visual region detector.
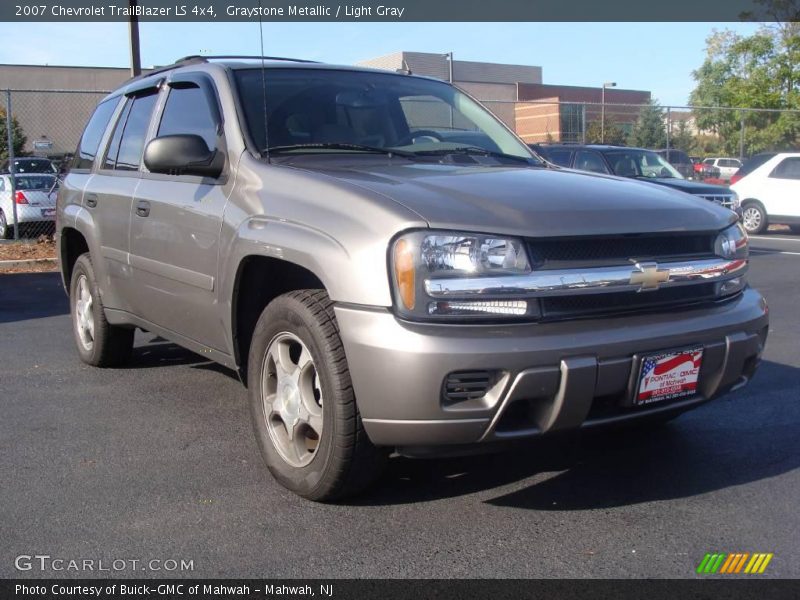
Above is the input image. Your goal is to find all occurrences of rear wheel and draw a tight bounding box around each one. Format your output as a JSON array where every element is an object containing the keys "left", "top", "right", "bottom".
[
  {"left": 248, "top": 289, "right": 387, "bottom": 501},
  {"left": 70, "top": 253, "right": 134, "bottom": 367},
  {"left": 0, "top": 210, "right": 12, "bottom": 240},
  {"left": 741, "top": 202, "right": 767, "bottom": 235}
]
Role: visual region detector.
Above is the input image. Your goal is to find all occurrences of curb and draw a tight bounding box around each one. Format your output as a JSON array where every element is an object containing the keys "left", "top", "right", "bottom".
[{"left": 0, "top": 258, "right": 58, "bottom": 269}]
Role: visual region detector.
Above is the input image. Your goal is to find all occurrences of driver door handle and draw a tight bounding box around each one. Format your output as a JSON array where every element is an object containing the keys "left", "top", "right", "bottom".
[{"left": 135, "top": 200, "right": 151, "bottom": 218}]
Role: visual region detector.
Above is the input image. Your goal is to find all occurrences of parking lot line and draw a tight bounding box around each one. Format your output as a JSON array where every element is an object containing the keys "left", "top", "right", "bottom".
[
  {"left": 750, "top": 250, "right": 800, "bottom": 256},
  {"left": 750, "top": 235, "right": 800, "bottom": 243}
]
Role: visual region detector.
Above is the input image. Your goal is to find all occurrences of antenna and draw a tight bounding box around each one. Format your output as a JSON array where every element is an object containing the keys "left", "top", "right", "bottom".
[{"left": 258, "top": 1, "right": 270, "bottom": 161}]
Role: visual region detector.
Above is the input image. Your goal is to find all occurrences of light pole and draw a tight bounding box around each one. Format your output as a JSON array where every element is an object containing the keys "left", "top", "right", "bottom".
[
  {"left": 443, "top": 52, "right": 453, "bottom": 83},
  {"left": 600, "top": 81, "right": 616, "bottom": 143},
  {"left": 444, "top": 52, "right": 454, "bottom": 128},
  {"left": 128, "top": 0, "right": 141, "bottom": 77}
]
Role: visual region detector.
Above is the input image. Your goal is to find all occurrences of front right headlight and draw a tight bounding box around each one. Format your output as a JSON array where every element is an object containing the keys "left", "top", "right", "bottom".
[{"left": 392, "top": 230, "right": 537, "bottom": 321}]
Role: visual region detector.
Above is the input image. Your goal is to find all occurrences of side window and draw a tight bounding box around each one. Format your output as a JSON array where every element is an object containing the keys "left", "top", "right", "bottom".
[
  {"left": 72, "top": 97, "right": 120, "bottom": 170},
  {"left": 703, "top": 158, "right": 714, "bottom": 166},
  {"left": 0, "top": 178, "right": 5, "bottom": 192},
  {"left": 770, "top": 157, "right": 800, "bottom": 180},
  {"left": 103, "top": 98, "right": 133, "bottom": 170},
  {"left": 574, "top": 150, "right": 609, "bottom": 174},
  {"left": 113, "top": 92, "right": 158, "bottom": 172},
  {"left": 157, "top": 84, "right": 219, "bottom": 150}
]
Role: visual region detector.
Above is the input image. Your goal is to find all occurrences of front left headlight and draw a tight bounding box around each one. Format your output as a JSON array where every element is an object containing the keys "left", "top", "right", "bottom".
[
  {"left": 392, "top": 230, "right": 536, "bottom": 321},
  {"left": 715, "top": 222, "right": 748, "bottom": 260}
]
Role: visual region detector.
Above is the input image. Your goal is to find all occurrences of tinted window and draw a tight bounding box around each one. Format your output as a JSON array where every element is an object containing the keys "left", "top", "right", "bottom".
[
  {"left": 103, "top": 99, "right": 133, "bottom": 170},
  {"left": 719, "top": 159, "right": 740, "bottom": 168},
  {"left": 157, "top": 84, "right": 219, "bottom": 150},
  {"left": 574, "top": 150, "right": 609, "bottom": 173},
  {"left": 738, "top": 153, "right": 776, "bottom": 177},
  {"left": 770, "top": 157, "right": 800, "bottom": 180},
  {"left": 546, "top": 149, "right": 573, "bottom": 167},
  {"left": 666, "top": 150, "right": 690, "bottom": 164},
  {"left": 73, "top": 98, "right": 120, "bottom": 170},
  {"left": 113, "top": 92, "right": 158, "bottom": 172}
]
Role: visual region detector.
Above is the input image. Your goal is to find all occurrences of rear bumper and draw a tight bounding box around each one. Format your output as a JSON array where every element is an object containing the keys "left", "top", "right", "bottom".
[
  {"left": 335, "top": 288, "right": 768, "bottom": 449},
  {"left": 6, "top": 204, "right": 55, "bottom": 225}
]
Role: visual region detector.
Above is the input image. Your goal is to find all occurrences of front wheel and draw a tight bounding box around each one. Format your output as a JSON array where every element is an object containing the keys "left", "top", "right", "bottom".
[
  {"left": 741, "top": 202, "right": 767, "bottom": 235},
  {"left": 69, "top": 253, "right": 134, "bottom": 367},
  {"left": 248, "top": 290, "right": 387, "bottom": 501}
]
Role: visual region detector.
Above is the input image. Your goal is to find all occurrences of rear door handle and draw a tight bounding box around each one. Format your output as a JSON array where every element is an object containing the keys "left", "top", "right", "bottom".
[
  {"left": 135, "top": 200, "right": 151, "bottom": 218},
  {"left": 85, "top": 193, "right": 98, "bottom": 208}
]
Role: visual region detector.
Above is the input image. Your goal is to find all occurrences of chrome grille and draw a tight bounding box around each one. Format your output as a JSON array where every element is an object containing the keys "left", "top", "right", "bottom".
[{"left": 698, "top": 194, "right": 736, "bottom": 208}]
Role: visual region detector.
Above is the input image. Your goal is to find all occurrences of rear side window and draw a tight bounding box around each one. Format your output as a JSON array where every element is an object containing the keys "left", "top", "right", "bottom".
[
  {"left": 104, "top": 92, "right": 158, "bottom": 172},
  {"left": 157, "top": 84, "right": 219, "bottom": 150},
  {"left": 73, "top": 98, "right": 120, "bottom": 170},
  {"left": 546, "top": 149, "right": 573, "bottom": 167},
  {"left": 770, "top": 157, "right": 800, "bottom": 180},
  {"left": 574, "top": 150, "right": 608, "bottom": 174}
]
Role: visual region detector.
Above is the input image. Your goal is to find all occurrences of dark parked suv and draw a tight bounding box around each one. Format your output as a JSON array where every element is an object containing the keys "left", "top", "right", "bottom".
[
  {"left": 57, "top": 57, "right": 767, "bottom": 500},
  {"left": 533, "top": 144, "right": 741, "bottom": 213}
]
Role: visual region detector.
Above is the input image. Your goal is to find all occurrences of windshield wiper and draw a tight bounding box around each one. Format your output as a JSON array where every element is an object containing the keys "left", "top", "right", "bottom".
[
  {"left": 266, "top": 143, "right": 415, "bottom": 157},
  {"left": 409, "top": 146, "right": 535, "bottom": 165}
]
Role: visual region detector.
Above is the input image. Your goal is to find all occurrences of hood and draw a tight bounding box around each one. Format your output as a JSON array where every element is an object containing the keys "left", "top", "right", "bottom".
[
  {"left": 293, "top": 160, "right": 736, "bottom": 237},
  {"left": 644, "top": 177, "right": 733, "bottom": 196}
]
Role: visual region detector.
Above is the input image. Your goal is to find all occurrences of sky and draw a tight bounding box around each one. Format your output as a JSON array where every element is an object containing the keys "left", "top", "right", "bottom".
[{"left": 0, "top": 21, "right": 763, "bottom": 106}]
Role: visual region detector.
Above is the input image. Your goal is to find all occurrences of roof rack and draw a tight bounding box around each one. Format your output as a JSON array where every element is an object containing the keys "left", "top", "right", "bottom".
[
  {"left": 123, "top": 54, "right": 319, "bottom": 86},
  {"left": 175, "top": 55, "right": 320, "bottom": 64}
]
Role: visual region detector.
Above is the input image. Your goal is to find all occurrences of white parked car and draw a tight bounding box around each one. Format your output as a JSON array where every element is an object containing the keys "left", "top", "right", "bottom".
[
  {"left": 702, "top": 157, "right": 742, "bottom": 181},
  {"left": 0, "top": 173, "right": 58, "bottom": 239},
  {"left": 731, "top": 152, "right": 800, "bottom": 235}
]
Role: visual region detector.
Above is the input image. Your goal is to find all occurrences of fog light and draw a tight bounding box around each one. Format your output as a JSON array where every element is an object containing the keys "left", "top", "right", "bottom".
[
  {"left": 717, "top": 277, "right": 745, "bottom": 297},
  {"left": 428, "top": 300, "right": 528, "bottom": 316}
]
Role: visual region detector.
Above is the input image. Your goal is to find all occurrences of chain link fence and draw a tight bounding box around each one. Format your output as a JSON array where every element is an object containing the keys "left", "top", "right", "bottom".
[
  {"left": 1, "top": 89, "right": 109, "bottom": 242},
  {"left": 487, "top": 100, "right": 800, "bottom": 177}
]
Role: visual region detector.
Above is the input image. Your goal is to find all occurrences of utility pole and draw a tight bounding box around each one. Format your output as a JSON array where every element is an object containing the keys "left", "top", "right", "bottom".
[
  {"left": 128, "top": 0, "right": 142, "bottom": 77},
  {"left": 601, "top": 82, "right": 616, "bottom": 144}
]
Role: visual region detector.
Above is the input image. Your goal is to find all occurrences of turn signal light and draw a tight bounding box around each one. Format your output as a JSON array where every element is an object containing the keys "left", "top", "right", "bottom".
[{"left": 394, "top": 238, "right": 416, "bottom": 310}]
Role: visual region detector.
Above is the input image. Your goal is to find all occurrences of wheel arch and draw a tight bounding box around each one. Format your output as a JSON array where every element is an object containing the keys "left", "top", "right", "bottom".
[{"left": 231, "top": 254, "right": 327, "bottom": 377}]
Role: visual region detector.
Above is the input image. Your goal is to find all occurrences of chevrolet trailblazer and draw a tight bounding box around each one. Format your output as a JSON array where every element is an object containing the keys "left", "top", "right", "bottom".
[{"left": 57, "top": 56, "right": 768, "bottom": 500}]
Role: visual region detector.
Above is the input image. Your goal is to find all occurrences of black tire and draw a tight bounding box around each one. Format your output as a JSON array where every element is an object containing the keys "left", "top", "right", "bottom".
[
  {"left": 248, "top": 289, "right": 388, "bottom": 501},
  {"left": 69, "top": 253, "right": 134, "bottom": 367},
  {"left": 741, "top": 202, "right": 767, "bottom": 235},
  {"left": 0, "top": 210, "right": 12, "bottom": 240}
]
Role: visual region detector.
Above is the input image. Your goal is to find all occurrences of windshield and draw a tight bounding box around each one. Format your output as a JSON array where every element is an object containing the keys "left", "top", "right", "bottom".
[
  {"left": 605, "top": 150, "right": 683, "bottom": 179},
  {"left": 10, "top": 158, "right": 56, "bottom": 174},
  {"left": 234, "top": 68, "right": 539, "bottom": 164}
]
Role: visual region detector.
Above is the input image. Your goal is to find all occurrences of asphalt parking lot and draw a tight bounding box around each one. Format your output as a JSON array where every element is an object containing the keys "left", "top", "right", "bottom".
[{"left": 1, "top": 234, "right": 798, "bottom": 579}]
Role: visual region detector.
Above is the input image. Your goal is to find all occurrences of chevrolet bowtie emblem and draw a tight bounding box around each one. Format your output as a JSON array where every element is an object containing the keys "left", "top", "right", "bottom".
[{"left": 629, "top": 261, "right": 670, "bottom": 291}]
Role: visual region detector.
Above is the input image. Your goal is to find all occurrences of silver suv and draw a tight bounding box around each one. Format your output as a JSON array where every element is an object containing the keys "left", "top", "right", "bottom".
[{"left": 57, "top": 57, "right": 768, "bottom": 500}]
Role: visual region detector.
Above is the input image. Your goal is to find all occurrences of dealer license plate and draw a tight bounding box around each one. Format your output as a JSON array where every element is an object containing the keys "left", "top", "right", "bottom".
[{"left": 635, "top": 347, "right": 704, "bottom": 405}]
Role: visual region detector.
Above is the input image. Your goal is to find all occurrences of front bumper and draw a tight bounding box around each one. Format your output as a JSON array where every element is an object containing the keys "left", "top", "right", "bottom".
[{"left": 335, "top": 288, "right": 768, "bottom": 449}]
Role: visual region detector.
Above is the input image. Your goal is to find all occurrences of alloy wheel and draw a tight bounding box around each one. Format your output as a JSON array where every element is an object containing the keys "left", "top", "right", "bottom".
[
  {"left": 74, "top": 274, "right": 95, "bottom": 351},
  {"left": 261, "top": 332, "right": 324, "bottom": 468}
]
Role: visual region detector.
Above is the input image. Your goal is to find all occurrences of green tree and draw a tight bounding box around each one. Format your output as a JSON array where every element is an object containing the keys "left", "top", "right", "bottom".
[
  {"left": 630, "top": 100, "right": 666, "bottom": 148},
  {"left": 0, "top": 109, "right": 27, "bottom": 160},
  {"left": 670, "top": 119, "right": 697, "bottom": 153},
  {"left": 689, "top": 21, "right": 800, "bottom": 156},
  {"left": 585, "top": 119, "right": 627, "bottom": 145}
]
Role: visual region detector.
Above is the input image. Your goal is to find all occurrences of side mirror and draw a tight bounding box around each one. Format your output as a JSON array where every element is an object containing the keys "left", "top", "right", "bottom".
[{"left": 143, "top": 134, "right": 223, "bottom": 178}]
